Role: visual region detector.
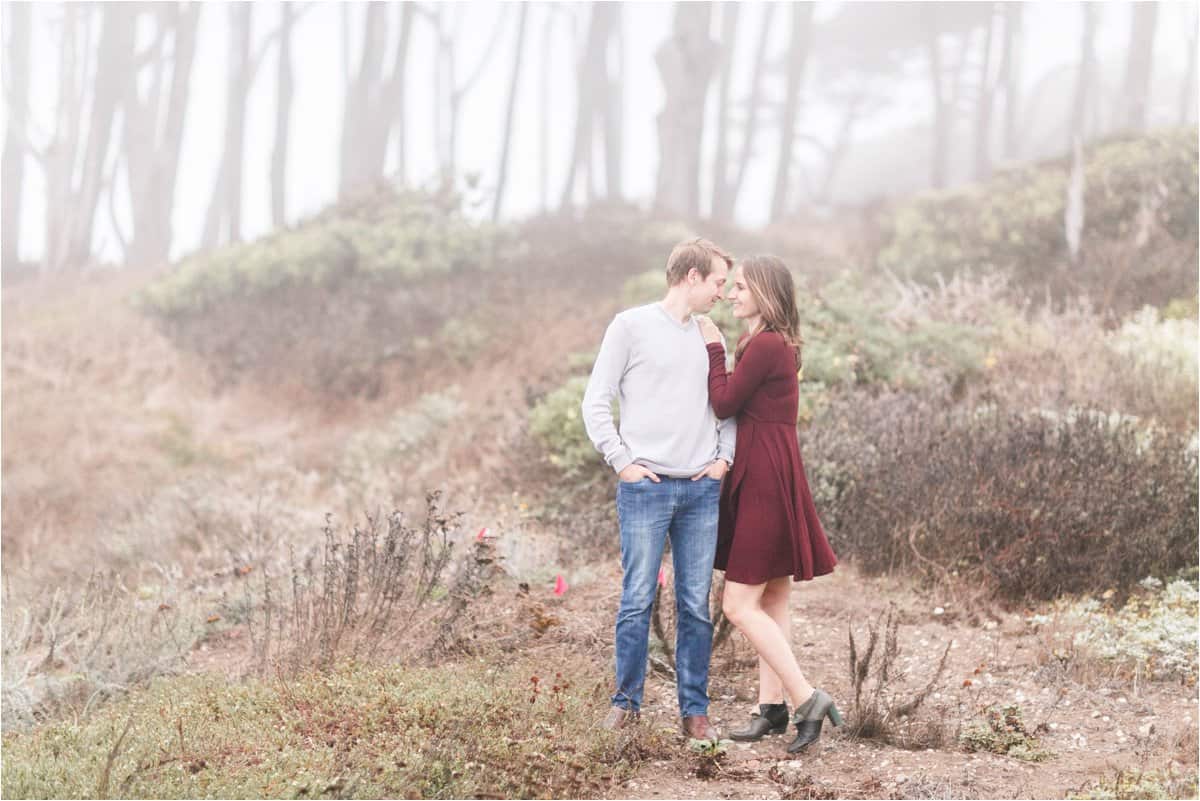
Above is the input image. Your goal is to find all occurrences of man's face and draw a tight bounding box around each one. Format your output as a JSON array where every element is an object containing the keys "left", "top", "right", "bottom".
[{"left": 687, "top": 256, "right": 728, "bottom": 314}]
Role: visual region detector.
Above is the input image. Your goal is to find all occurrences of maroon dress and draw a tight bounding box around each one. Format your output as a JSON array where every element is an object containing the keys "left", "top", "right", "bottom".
[{"left": 706, "top": 331, "right": 837, "bottom": 584}]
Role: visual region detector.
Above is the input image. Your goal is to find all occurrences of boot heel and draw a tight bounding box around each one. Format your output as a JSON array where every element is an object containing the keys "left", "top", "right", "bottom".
[{"left": 827, "top": 704, "right": 844, "bottom": 727}]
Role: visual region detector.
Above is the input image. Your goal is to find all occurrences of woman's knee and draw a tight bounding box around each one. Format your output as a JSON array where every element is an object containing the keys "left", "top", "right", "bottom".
[{"left": 722, "top": 594, "right": 754, "bottom": 626}]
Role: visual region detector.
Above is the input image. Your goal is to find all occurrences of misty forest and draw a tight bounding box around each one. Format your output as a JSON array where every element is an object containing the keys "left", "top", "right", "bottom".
[{"left": 2, "top": 1, "right": 1198, "bottom": 799}]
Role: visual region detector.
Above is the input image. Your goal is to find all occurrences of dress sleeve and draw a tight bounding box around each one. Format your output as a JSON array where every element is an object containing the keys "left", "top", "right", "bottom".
[{"left": 706, "top": 334, "right": 778, "bottom": 419}]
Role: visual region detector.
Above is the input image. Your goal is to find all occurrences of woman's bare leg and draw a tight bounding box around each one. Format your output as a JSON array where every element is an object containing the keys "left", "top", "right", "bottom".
[
  {"left": 723, "top": 579, "right": 814, "bottom": 709},
  {"left": 756, "top": 577, "right": 793, "bottom": 705}
]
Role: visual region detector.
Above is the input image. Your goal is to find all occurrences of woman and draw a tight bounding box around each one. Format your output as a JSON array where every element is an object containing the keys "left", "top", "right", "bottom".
[{"left": 696, "top": 255, "right": 841, "bottom": 754}]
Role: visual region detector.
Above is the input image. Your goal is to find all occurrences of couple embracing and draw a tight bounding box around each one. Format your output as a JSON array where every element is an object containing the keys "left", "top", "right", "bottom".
[{"left": 582, "top": 238, "right": 841, "bottom": 754}]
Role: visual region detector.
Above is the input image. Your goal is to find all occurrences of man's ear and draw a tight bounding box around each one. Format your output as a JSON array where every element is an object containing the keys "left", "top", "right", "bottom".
[{"left": 687, "top": 267, "right": 699, "bottom": 285}]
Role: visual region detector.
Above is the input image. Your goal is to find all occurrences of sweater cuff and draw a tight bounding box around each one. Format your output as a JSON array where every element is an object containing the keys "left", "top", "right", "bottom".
[{"left": 609, "top": 450, "right": 635, "bottom": 474}]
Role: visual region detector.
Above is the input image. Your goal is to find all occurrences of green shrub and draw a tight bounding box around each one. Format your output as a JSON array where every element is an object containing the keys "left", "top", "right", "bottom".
[
  {"left": 528, "top": 376, "right": 611, "bottom": 475},
  {"left": 138, "top": 189, "right": 492, "bottom": 319},
  {"left": 878, "top": 129, "right": 1199, "bottom": 311}
]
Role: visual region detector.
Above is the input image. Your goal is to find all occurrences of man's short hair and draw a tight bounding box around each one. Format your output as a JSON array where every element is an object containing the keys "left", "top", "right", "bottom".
[{"left": 665, "top": 238, "right": 733, "bottom": 286}]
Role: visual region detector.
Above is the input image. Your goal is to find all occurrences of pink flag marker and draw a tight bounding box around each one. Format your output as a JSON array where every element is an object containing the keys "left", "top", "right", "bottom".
[
  {"left": 657, "top": 567, "right": 667, "bottom": 587},
  {"left": 553, "top": 575, "right": 568, "bottom": 596},
  {"left": 476, "top": 527, "right": 490, "bottom": 542}
]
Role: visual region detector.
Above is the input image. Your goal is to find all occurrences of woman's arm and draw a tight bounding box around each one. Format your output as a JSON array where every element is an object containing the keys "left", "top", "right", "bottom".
[{"left": 706, "top": 334, "right": 777, "bottom": 419}]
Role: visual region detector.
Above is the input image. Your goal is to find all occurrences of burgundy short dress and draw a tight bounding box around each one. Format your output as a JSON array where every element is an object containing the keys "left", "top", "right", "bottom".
[{"left": 706, "top": 331, "right": 837, "bottom": 584}]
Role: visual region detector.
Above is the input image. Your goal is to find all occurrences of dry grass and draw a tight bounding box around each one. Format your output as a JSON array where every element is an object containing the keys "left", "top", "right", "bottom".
[{"left": 845, "top": 605, "right": 953, "bottom": 749}]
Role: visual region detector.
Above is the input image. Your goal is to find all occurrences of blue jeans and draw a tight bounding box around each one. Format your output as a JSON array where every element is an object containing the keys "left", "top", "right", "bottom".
[{"left": 612, "top": 476, "right": 721, "bottom": 717}]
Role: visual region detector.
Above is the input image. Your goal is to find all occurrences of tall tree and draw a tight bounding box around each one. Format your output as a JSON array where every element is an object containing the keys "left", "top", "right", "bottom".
[
  {"left": 559, "top": 3, "right": 620, "bottom": 209},
  {"left": 1120, "top": 2, "right": 1158, "bottom": 132},
  {"left": 602, "top": 9, "right": 625, "bottom": 202},
  {"left": 718, "top": 3, "right": 775, "bottom": 221},
  {"left": 271, "top": 2, "right": 295, "bottom": 228},
  {"left": 1069, "top": 2, "right": 1099, "bottom": 147},
  {"left": 1000, "top": 3, "right": 1022, "bottom": 160},
  {"left": 922, "top": 3, "right": 990, "bottom": 189},
  {"left": 493, "top": 4, "right": 529, "bottom": 222},
  {"left": 709, "top": 2, "right": 739, "bottom": 222},
  {"left": 2, "top": 2, "right": 32, "bottom": 273},
  {"left": 202, "top": 4, "right": 253, "bottom": 248},
  {"left": 43, "top": 6, "right": 91, "bottom": 273},
  {"left": 769, "top": 3, "right": 814, "bottom": 223},
  {"left": 1182, "top": 5, "right": 1198, "bottom": 125},
  {"left": 422, "top": 5, "right": 509, "bottom": 190},
  {"left": 339, "top": 2, "right": 388, "bottom": 200},
  {"left": 653, "top": 2, "right": 716, "bottom": 219},
  {"left": 65, "top": 3, "right": 135, "bottom": 269},
  {"left": 972, "top": 5, "right": 998, "bottom": 181},
  {"left": 123, "top": 3, "right": 201, "bottom": 267},
  {"left": 386, "top": 3, "right": 415, "bottom": 187}
]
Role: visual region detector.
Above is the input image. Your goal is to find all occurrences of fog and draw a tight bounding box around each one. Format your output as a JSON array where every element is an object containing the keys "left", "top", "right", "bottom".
[{"left": 3, "top": 1, "right": 1197, "bottom": 268}]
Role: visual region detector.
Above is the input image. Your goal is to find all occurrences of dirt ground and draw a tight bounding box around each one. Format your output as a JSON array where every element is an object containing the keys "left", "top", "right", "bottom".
[{"left": 518, "top": 560, "right": 1199, "bottom": 801}]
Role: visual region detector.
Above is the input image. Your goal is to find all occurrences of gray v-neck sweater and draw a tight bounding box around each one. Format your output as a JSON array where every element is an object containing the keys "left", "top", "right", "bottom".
[{"left": 582, "top": 302, "right": 736, "bottom": 477}]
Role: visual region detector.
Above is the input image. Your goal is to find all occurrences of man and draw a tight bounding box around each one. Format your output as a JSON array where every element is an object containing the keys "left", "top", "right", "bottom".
[{"left": 582, "top": 237, "right": 736, "bottom": 741}]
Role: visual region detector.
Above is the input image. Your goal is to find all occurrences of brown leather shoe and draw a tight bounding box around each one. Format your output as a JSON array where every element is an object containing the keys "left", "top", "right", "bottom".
[
  {"left": 600, "top": 706, "right": 639, "bottom": 730},
  {"left": 680, "top": 714, "right": 720, "bottom": 741}
]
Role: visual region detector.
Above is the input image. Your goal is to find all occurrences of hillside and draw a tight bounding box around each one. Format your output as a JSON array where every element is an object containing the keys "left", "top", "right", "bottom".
[{"left": 2, "top": 154, "right": 1197, "bottom": 799}]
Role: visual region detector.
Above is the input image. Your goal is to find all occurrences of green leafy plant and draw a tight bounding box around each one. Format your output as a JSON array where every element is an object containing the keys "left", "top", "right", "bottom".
[{"left": 959, "top": 704, "right": 1052, "bottom": 761}]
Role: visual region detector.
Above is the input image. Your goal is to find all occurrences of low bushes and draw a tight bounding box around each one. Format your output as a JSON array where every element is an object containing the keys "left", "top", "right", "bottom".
[
  {"left": 807, "top": 393, "right": 1198, "bottom": 603},
  {"left": 139, "top": 188, "right": 493, "bottom": 319},
  {"left": 878, "top": 128, "right": 1199, "bottom": 313},
  {"left": 136, "top": 188, "right": 502, "bottom": 394}
]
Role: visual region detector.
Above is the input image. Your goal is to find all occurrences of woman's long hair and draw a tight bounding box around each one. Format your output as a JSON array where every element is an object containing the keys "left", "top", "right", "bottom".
[{"left": 733, "top": 255, "right": 803, "bottom": 370}]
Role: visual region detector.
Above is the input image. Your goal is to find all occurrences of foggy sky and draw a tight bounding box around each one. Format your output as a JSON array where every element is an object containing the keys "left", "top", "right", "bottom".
[{"left": 7, "top": 1, "right": 1199, "bottom": 265}]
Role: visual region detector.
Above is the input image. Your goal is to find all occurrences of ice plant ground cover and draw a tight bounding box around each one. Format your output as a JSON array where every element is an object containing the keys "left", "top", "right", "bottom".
[{"left": 1029, "top": 575, "right": 1200, "bottom": 681}]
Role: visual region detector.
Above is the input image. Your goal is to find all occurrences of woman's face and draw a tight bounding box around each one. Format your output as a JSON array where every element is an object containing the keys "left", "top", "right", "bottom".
[{"left": 726, "top": 266, "right": 759, "bottom": 320}]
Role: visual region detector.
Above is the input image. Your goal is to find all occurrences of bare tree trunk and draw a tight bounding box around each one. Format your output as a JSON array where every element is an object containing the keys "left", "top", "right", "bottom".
[
  {"left": 440, "top": 6, "right": 509, "bottom": 191},
  {"left": 45, "top": 6, "right": 89, "bottom": 273},
  {"left": 538, "top": 7, "right": 555, "bottom": 211},
  {"left": 2, "top": 2, "right": 32, "bottom": 273},
  {"left": 923, "top": 5, "right": 949, "bottom": 189},
  {"left": 66, "top": 4, "right": 135, "bottom": 269},
  {"left": 125, "top": 3, "right": 200, "bottom": 267},
  {"left": 973, "top": 6, "right": 997, "bottom": 181},
  {"left": 710, "top": 2, "right": 739, "bottom": 221},
  {"left": 1181, "top": 5, "right": 1198, "bottom": 125},
  {"left": 1120, "top": 2, "right": 1158, "bottom": 132},
  {"left": 817, "top": 93, "right": 864, "bottom": 204},
  {"left": 1070, "top": 3, "right": 1098, "bottom": 147},
  {"left": 602, "top": 8, "right": 624, "bottom": 201},
  {"left": 769, "top": 2, "right": 813, "bottom": 224},
  {"left": 271, "top": 2, "right": 294, "bottom": 227},
  {"left": 1001, "top": 3, "right": 1021, "bottom": 160},
  {"left": 493, "top": 3, "right": 529, "bottom": 222},
  {"left": 225, "top": 5, "right": 251, "bottom": 244},
  {"left": 339, "top": 2, "right": 387, "bottom": 200},
  {"left": 387, "top": 3, "right": 414, "bottom": 186},
  {"left": 202, "top": 4, "right": 252, "bottom": 248},
  {"left": 722, "top": 3, "right": 774, "bottom": 222},
  {"left": 560, "top": 3, "right": 618, "bottom": 210},
  {"left": 653, "top": 2, "right": 715, "bottom": 219}
]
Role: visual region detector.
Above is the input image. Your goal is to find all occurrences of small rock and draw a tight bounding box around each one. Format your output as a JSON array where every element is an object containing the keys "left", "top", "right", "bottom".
[
  {"left": 1139, "top": 723, "right": 1155, "bottom": 738},
  {"left": 1091, "top": 710, "right": 1102, "bottom": 718},
  {"left": 934, "top": 607, "right": 945, "bottom": 616}
]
